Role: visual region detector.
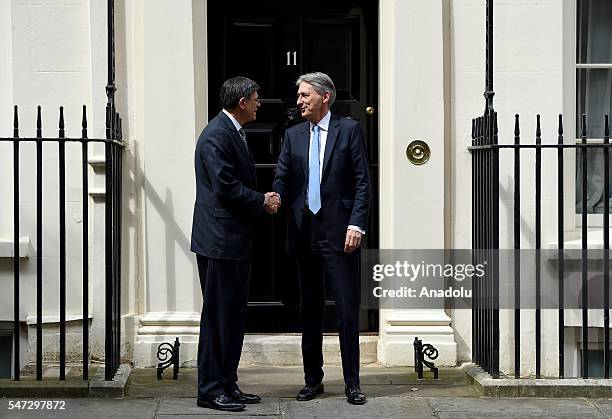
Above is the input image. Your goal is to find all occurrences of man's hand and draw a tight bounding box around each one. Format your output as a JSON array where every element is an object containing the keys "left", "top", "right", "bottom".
[
  {"left": 264, "top": 192, "right": 281, "bottom": 214},
  {"left": 344, "top": 229, "right": 362, "bottom": 253}
]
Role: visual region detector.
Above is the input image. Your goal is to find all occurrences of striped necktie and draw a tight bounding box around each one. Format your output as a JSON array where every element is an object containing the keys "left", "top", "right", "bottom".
[{"left": 239, "top": 129, "right": 248, "bottom": 150}]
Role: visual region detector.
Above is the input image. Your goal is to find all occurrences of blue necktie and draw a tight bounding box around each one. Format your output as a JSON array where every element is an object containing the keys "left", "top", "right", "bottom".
[{"left": 308, "top": 125, "right": 321, "bottom": 214}]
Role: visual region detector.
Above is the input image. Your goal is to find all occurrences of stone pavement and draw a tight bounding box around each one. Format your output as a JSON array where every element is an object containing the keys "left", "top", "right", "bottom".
[{"left": 1, "top": 365, "right": 612, "bottom": 418}]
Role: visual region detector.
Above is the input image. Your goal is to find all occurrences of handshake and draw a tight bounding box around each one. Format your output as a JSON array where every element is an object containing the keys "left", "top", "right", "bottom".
[{"left": 263, "top": 192, "right": 281, "bottom": 214}]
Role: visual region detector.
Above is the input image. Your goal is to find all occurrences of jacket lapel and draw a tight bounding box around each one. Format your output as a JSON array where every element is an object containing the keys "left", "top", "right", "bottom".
[
  {"left": 218, "top": 112, "right": 252, "bottom": 163},
  {"left": 321, "top": 116, "right": 340, "bottom": 180},
  {"left": 301, "top": 123, "right": 310, "bottom": 178},
  {"left": 218, "top": 111, "right": 257, "bottom": 185}
]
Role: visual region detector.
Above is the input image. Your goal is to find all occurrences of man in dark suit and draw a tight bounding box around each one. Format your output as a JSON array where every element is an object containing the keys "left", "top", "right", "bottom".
[
  {"left": 191, "top": 77, "right": 280, "bottom": 412},
  {"left": 273, "top": 72, "right": 370, "bottom": 405}
]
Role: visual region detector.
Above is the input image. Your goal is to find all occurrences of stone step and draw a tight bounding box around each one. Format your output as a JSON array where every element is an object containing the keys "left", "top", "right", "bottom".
[
  {"left": 238, "top": 334, "right": 378, "bottom": 367},
  {"left": 172, "top": 334, "right": 378, "bottom": 368},
  {"left": 137, "top": 334, "right": 378, "bottom": 368}
]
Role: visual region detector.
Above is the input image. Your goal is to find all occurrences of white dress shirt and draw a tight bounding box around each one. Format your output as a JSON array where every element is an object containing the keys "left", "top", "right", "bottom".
[
  {"left": 308, "top": 111, "right": 365, "bottom": 235},
  {"left": 222, "top": 109, "right": 242, "bottom": 132},
  {"left": 309, "top": 111, "right": 331, "bottom": 179},
  {"left": 223, "top": 109, "right": 266, "bottom": 210}
]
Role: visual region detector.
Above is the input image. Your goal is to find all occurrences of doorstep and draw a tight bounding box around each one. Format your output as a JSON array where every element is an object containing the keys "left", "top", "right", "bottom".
[
  {"left": 238, "top": 334, "right": 379, "bottom": 366},
  {"left": 135, "top": 333, "right": 379, "bottom": 368}
]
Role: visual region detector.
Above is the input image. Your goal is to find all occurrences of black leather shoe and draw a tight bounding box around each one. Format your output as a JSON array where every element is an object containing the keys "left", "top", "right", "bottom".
[
  {"left": 296, "top": 383, "right": 324, "bottom": 401},
  {"left": 196, "top": 394, "right": 245, "bottom": 412},
  {"left": 228, "top": 388, "right": 261, "bottom": 404},
  {"left": 345, "top": 385, "right": 367, "bottom": 405}
]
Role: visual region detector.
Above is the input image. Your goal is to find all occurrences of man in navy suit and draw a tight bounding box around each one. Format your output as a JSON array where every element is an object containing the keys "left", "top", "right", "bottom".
[
  {"left": 191, "top": 77, "right": 280, "bottom": 412},
  {"left": 273, "top": 72, "right": 370, "bottom": 405}
]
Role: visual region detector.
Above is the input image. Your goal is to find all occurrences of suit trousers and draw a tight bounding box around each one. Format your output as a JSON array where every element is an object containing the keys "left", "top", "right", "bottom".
[
  {"left": 297, "top": 209, "right": 361, "bottom": 387},
  {"left": 196, "top": 255, "right": 250, "bottom": 399}
]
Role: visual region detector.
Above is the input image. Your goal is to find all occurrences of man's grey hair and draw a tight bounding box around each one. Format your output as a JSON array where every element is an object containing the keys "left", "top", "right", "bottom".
[
  {"left": 220, "top": 76, "right": 260, "bottom": 110},
  {"left": 296, "top": 72, "right": 336, "bottom": 107}
]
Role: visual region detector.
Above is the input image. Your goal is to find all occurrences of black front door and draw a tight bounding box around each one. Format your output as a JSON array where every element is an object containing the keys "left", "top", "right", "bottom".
[{"left": 207, "top": 0, "right": 378, "bottom": 332}]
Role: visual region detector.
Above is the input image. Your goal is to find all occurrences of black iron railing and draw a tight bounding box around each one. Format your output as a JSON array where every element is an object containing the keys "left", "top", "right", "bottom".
[
  {"left": 0, "top": 103, "right": 123, "bottom": 381},
  {"left": 470, "top": 111, "right": 500, "bottom": 378},
  {"left": 413, "top": 337, "right": 439, "bottom": 379},
  {"left": 1, "top": 0, "right": 122, "bottom": 382},
  {"left": 470, "top": 112, "right": 611, "bottom": 379},
  {"left": 157, "top": 338, "right": 181, "bottom": 380}
]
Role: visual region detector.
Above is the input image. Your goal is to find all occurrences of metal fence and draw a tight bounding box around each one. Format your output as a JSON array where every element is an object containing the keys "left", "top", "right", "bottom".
[
  {"left": 0, "top": 103, "right": 124, "bottom": 381},
  {"left": 470, "top": 111, "right": 611, "bottom": 379},
  {"left": 470, "top": 111, "right": 500, "bottom": 378}
]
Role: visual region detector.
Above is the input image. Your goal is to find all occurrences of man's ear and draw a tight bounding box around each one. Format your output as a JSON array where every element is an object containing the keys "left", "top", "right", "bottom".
[
  {"left": 238, "top": 97, "right": 247, "bottom": 110},
  {"left": 322, "top": 92, "right": 331, "bottom": 104}
]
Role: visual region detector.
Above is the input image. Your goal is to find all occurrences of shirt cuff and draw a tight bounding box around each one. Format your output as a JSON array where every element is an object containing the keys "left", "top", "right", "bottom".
[{"left": 348, "top": 225, "right": 365, "bottom": 235}]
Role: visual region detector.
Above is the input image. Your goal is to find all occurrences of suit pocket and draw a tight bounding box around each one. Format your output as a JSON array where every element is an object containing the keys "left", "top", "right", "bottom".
[
  {"left": 342, "top": 199, "right": 354, "bottom": 209},
  {"left": 214, "top": 208, "right": 233, "bottom": 219}
]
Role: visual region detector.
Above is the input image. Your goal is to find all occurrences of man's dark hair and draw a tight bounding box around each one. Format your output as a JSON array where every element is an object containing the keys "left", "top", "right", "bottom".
[{"left": 220, "top": 77, "right": 260, "bottom": 110}]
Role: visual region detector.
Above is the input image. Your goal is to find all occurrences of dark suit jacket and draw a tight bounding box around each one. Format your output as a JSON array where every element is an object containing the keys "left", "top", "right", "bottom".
[
  {"left": 191, "top": 111, "right": 264, "bottom": 261},
  {"left": 273, "top": 113, "right": 370, "bottom": 253}
]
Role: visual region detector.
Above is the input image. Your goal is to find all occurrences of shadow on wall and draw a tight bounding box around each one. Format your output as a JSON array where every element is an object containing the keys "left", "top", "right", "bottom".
[
  {"left": 113, "top": 0, "right": 199, "bottom": 320},
  {"left": 125, "top": 141, "right": 199, "bottom": 314}
]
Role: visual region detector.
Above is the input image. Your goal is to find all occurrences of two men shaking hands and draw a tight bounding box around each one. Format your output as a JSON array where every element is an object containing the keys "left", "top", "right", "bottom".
[{"left": 191, "top": 72, "right": 370, "bottom": 412}]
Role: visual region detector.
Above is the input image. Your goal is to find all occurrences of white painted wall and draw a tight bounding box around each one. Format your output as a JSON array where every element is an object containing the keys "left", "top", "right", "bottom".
[
  {"left": 0, "top": 0, "right": 93, "bottom": 323},
  {"left": 0, "top": 1, "right": 14, "bottom": 240},
  {"left": 141, "top": 0, "right": 200, "bottom": 315},
  {"left": 115, "top": 0, "right": 147, "bottom": 359},
  {"left": 0, "top": 0, "right": 126, "bottom": 364},
  {"left": 130, "top": 0, "right": 207, "bottom": 366}
]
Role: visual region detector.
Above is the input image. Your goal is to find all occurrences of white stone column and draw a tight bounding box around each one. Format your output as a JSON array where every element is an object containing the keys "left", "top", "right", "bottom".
[
  {"left": 378, "top": 0, "right": 456, "bottom": 366},
  {"left": 131, "top": 0, "right": 207, "bottom": 367}
]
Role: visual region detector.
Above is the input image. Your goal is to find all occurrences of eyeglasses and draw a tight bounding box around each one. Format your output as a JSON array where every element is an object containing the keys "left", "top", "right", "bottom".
[{"left": 244, "top": 96, "right": 261, "bottom": 104}]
